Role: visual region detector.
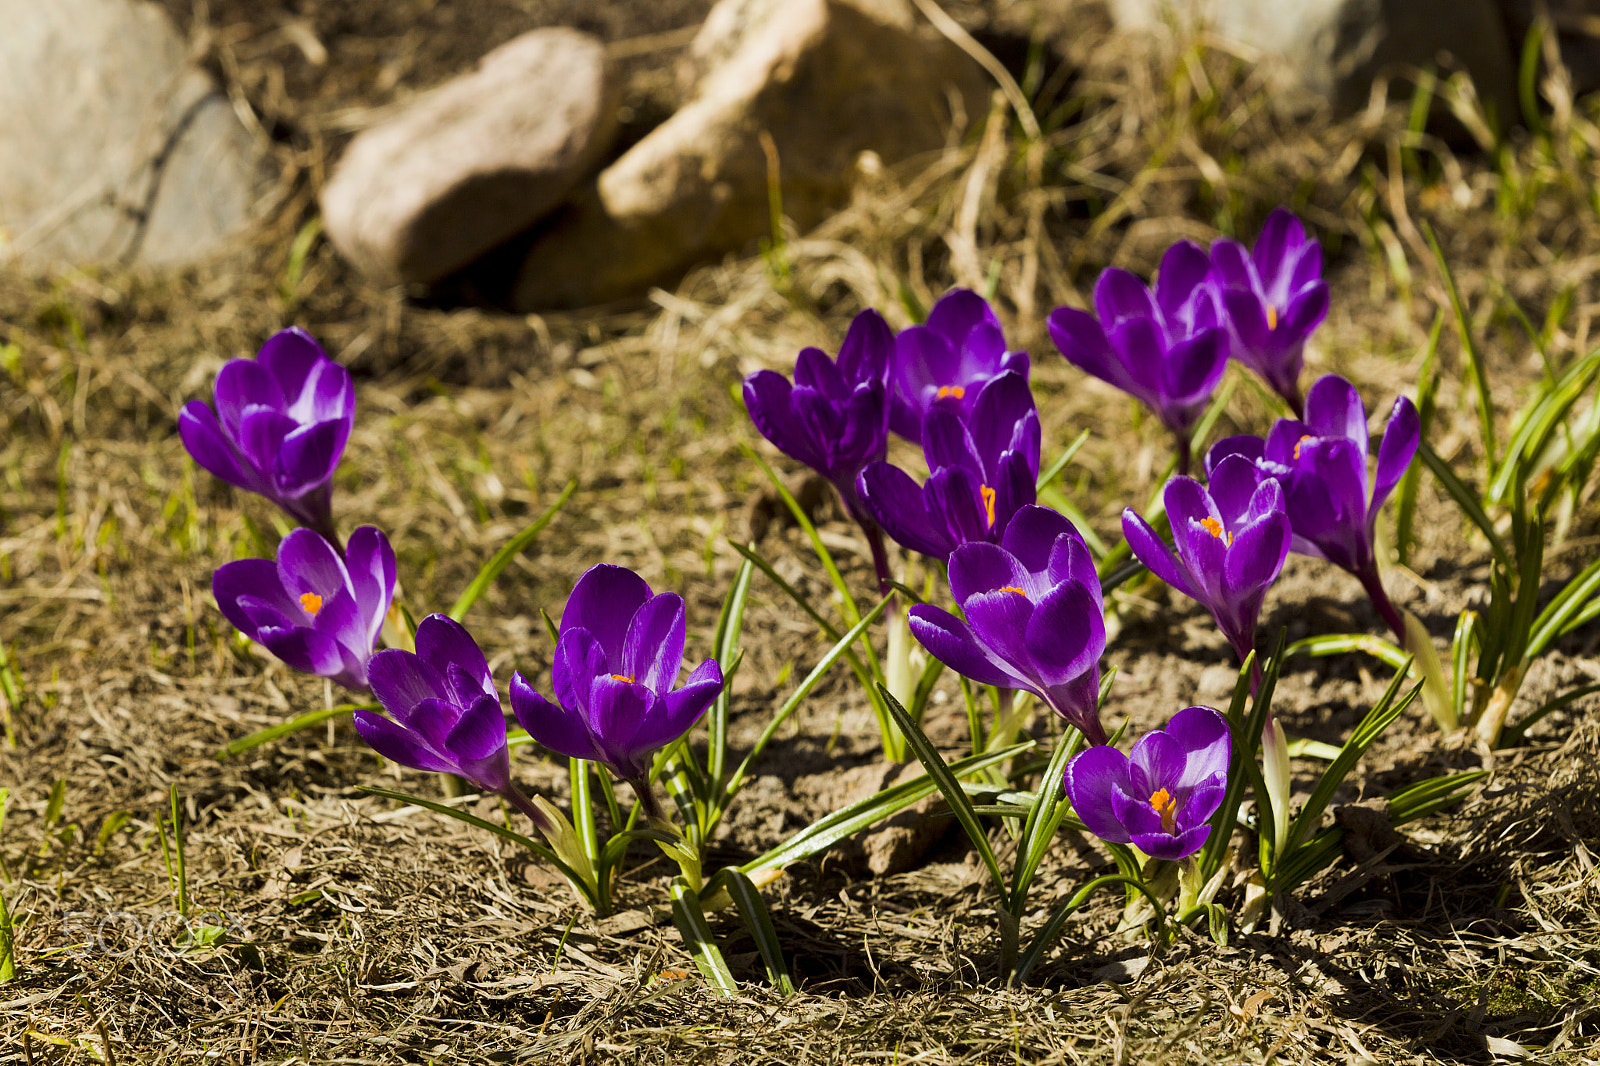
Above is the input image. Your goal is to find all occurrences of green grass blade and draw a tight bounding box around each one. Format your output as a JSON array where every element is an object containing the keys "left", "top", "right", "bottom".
[
  {"left": 1397, "top": 313, "right": 1444, "bottom": 565},
  {"left": 357, "top": 785, "right": 597, "bottom": 909},
  {"left": 1503, "top": 681, "right": 1600, "bottom": 747},
  {"left": 1286, "top": 666, "right": 1418, "bottom": 856},
  {"left": 707, "top": 559, "right": 754, "bottom": 786},
  {"left": 669, "top": 879, "right": 738, "bottom": 994},
  {"left": 741, "top": 743, "right": 1028, "bottom": 877},
  {"left": 1285, "top": 633, "right": 1410, "bottom": 671},
  {"left": 1424, "top": 223, "right": 1497, "bottom": 474},
  {"left": 1451, "top": 611, "right": 1477, "bottom": 731},
  {"left": 1008, "top": 729, "right": 1080, "bottom": 915},
  {"left": 1199, "top": 651, "right": 1261, "bottom": 880},
  {"left": 1037, "top": 429, "right": 1091, "bottom": 491},
  {"left": 1387, "top": 769, "right": 1489, "bottom": 823},
  {"left": 1416, "top": 441, "right": 1512, "bottom": 571},
  {"left": 1488, "top": 348, "right": 1600, "bottom": 504},
  {"left": 1015, "top": 874, "right": 1166, "bottom": 983},
  {"left": 880, "top": 684, "right": 1006, "bottom": 896},
  {"left": 742, "top": 445, "right": 864, "bottom": 630},
  {"left": 447, "top": 479, "right": 576, "bottom": 622},
  {"left": 216, "top": 704, "right": 365, "bottom": 759},
  {"left": 715, "top": 866, "right": 795, "bottom": 995},
  {"left": 1527, "top": 554, "right": 1600, "bottom": 658}
]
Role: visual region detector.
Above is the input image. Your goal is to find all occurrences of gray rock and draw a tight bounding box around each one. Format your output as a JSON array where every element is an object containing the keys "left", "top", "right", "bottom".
[
  {"left": 1108, "top": 0, "right": 1517, "bottom": 118},
  {"left": 0, "top": 0, "right": 265, "bottom": 268},
  {"left": 510, "top": 0, "right": 988, "bottom": 310},
  {"left": 321, "top": 28, "right": 620, "bottom": 288}
]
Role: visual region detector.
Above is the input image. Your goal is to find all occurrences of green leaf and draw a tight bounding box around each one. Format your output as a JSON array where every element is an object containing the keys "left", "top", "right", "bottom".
[
  {"left": 447, "top": 479, "right": 576, "bottom": 622},
  {"left": 1416, "top": 441, "right": 1512, "bottom": 572},
  {"left": 357, "top": 786, "right": 597, "bottom": 909},
  {"left": 1502, "top": 681, "right": 1600, "bottom": 747},
  {"left": 1036, "top": 429, "right": 1091, "bottom": 491},
  {"left": 1488, "top": 346, "right": 1600, "bottom": 505},
  {"left": 1424, "top": 223, "right": 1497, "bottom": 474},
  {"left": 1285, "top": 665, "right": 1418, "bottom": 857},
  {"left": 1009, "top": 727, "right": 1083, "bottom": 916},
  {"left": 1527, "top": 553, "right": 1600, "bottom": 659},
  {"left": 880, "top": 685, "right": 1006, "bottom": 897},
  {"left": 216, "top": 704, "right": 365, "bottom": 759},
  {"left": 669, "top": 878, "right": 738, "bottom": 994},
  {"left": 741, "top": 743, "right": 1029, "bottom": 878},
  {"left": 1286, "top": 632, "right": 1410, "bottom": 671},
  {"left": 1014, "top": 874, "right": 1167, "bottom": 983},
  {"left": 711, "top": 866, "right": 795, "bottom": 995},
  {"left": 706, "top": 559, "right": 754, "bottom": 786}
]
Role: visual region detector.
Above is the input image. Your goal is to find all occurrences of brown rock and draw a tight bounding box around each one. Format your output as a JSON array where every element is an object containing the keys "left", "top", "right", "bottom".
[
  {"left": 321, "top": 27, "right": 621, "bottom": 288},
  {"left": 510, "top": 0, "right": 988, "bottom": 309}
]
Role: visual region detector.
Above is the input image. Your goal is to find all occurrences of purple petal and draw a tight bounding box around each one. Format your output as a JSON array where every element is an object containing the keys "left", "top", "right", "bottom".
[
  {"left": 622, "top": 592, "right": 686, "bottom": 693},
  {"left": 947, "top": 541, "right": 1032, "bottom": 603},
  {"left": 276, "top": 419, "right": 349, "bottom": 496},
  {"left": 214, "top": 360, "right": 286, "bottom": 435},
  {"left": 835, "top": 309, "right": 893, "bottom": 385},
  {"left": 1370, "top": 396, "right": 1420, "bottom": 519},
  {"left": 353, "top": 710, "right": 457, "bottom": 775},
  {"left": 967, "top": 371, "right": 1038, "bottom": 470},
  {"left": 414, "top": 614, "right": 492, "bottom": 701},
  {"left": 1063, "top": 745, "right": 1134, "bottom": 844},
  {"left": 1110, "top": 785, "right": 1165, "bottom": 838},
  {"left": 213, "top": 559, "right": 298, "bottom": 640},
  {"left": 562, "top": 565, "right": 651, "bottom": 665},
  {"left": 1304, "top": 375, "right": 1370, "bottom": 461},
  {"left": 924, "top": 467, "right": 994, "bottom": 548},
  {"left": 1253, "top": 209, "right": 1306, "bottom": 282},
  {"left": 1179, "top": 776, "right": 1227, "bottom": 828},
  {"left": 1046, "top": 307, "right": 1118, "bottom": 383},
  {"left": 368, "top": 649, "right": 448, "bottom": 723},
  {"left": 276, "top": 528, "right": 349, "bottom": 603},
  {"left": 744, "top": 372, "right": 824, "bottom": 472},
  {"left": 1094, "top": 267, "right": 1158, "bottom": 324},
  {"left": 1162, "top": 329, "right": 1228, "bottom": 410},
  {"left": 1023, "top": 580, "right": 1104, "bottom": 685},
  {"left": 925, "top": 288, "right": 997, "bottom": 347},
  {"left": 1154, "top": 240, "right": 1212, "bottom": 318},
  {"left": 1128, "top": 730, "right": 1185, "bottom": 799},
  {"left": 552, "top": 628, "right": 607, "bottom": 718},
  {"left": 344, "top": 526, "right": 397, "bottom": 647},
  {"left": 234, "top": 407, "right": 297, "bottom": 478},
  {"left": 1205, "top": 435, "right": 1265, "bottom": 477},
  {"left": 586, "top": 677, "right": 653, "bottom": 776},
  {"left": 1280, "top": 283, "right": 1329, "bottom": 340},
  {"left": 446, "top": 692, "right": 510, "bottom": 762},
  {"left": 860, "top": 463, "right": 953, "bottom": 558},
  {"left": 1208, "top": 238, "right": 1257, "bottom": 293},
  {"left": 637, "top": 658, "right": 722, "bottom": 752},
  {"left": 1133, "top": 823, "right": 1210, "bottom": 861},
  {"left": 179, "top": 403, "right": 262, "bottom": 493},
  {"left": 255, "top": 328, "right": 329, "bottom": 403},
  {"left": 908, "top": 605, "right": 1028, "bottom": 690},
  {"left": 257, "top": 625, "right": 360, "bottom": 685},
  {"left": 1223, "top": 509, "right": 1290, "bottom": 600},
  {"left": 1162, "top": 706, "right": 1232, "bottom": 789},
  {"left": 999, "top": 505, "right": 1083, "bottom": 574},
  {"left": 1121, "top": 510, "right": 1197, "bottom": 601},
  {"left": 509, "top": 671, "right": 597, "bottom": 762}
]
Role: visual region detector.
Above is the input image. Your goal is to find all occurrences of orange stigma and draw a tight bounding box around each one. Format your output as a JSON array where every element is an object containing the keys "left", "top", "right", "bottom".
[
  {"left": 1199, "top": 516, "right": 1233, "bottom": 544},
  {"left": 980, "top": 484, "right": 997, "bottom": 529},
  {"left": 1149, "top": 787, "right": 1178, "bottom": 834},
  {"left": 936, "top": 384, "right": 966, "bottom": 401},
  {"left": 1293, "top": 433, "right": 1312, "bottom": 460},
  {"left": 999, "top": 586, "right": 1027, "bottom": 597},
  {"left": 1266, "top": 304, "right": 1279, "bottom": 331},
  {"left": 610, "top": 673, "right": 636, "bottom": 683},
  {"left": 299, "top": 592, "right": 322, "bottom": 617}
]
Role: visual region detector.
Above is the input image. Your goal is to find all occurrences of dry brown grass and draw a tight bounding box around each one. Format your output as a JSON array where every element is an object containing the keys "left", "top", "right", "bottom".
[{"left": 3, "top": 2, "right": 1600, "bottom": 1062}]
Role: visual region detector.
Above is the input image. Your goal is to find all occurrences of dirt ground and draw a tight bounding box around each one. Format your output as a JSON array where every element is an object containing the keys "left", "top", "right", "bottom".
[{"left": 2, "top": 1, "right": 1599, "bottom": 1063}]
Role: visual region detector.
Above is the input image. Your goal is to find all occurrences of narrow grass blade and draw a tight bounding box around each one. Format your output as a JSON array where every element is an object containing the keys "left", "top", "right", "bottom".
[
  {"left": 1286, "top": 633, "right": 1410, "bottom": 671},
  {"left": 1200, "top": 650, "right": 1269, "bottom": 881},
  {"left": 1015, "top": 874, "right": 1167, "bottom": 983},
  {"left": 0, "top": 788, "right": 12, "bottom": 981},
  {"left": 1009, "top": 728, "right": 1083, "bottom": 915},
  {"left": 1425, "top": 223, "right": 1497, "bottom": 474},
  {"left": 742, "top": 445, "right": 864, "bottom": 630},
  {"left": 1527, "top": 554, "right": 1600, "bottom": 658},
  {"left": 1451, "top": 611, "right": 1477, "bottom": 731},
  {"left": 741, "top": 744, "right": 1028, "bottom": 877},
  {"left": 169, "top": 783, "right": 188, "bottom": 916},
  {"left": 357, "top": 785, "right": 597, "bottom": 909},
  {"left": 1286, "top": 666, "right": 1418, "bottom": 855},
  {"left": 1036, "top": 429, "right": 1091, "bottom": 491},
  {"left": 881, "top": 684, "right": 1006, "bottom": 896},
  {"left": 669, "top": 879, "right": 739, "bottom": 994},
  {"left": 570, "top": 759, "right": 601, "bottom": 872},
  {"left": 1502, "top": 681, "right": 1600, "bottom": 747},
  {"left": 707, "top": 559, "right": 754, "bottom": 785},
  {"left": 216, "top": 704, "right": 364, "bottom": 759},
  {"left": 713, "top": 866, "right": 795, "bottom": 994},
  {"left": 447, "top": 479, "right": 576, "bottom": 622},
  {"left": 1488, "top": 347, "right": 1600, "bottom": 505},
  {"left": 726, "top": 594, "right": 892, "bottom": 796},
  {"left": 1397, "top": 314, "right": 1443, "bottom": 565},
  {"left": 1417, "top": 441, "right": 1512, "bottom": 571},
  {"left": 1388, "top": 769, "right": 1489, "bottom": 823}
]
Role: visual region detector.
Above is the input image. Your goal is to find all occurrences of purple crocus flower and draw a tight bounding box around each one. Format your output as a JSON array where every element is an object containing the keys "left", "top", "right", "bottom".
[
  {"left": 858, "top": 371, "right": 1040, "bottom": 560},
  {"left": 1210, "top": 209, "right": 1329, "bottom": 416},
  {"left": 1048, "top": 241, "right": 1228, "bottom": 474},
  {"left": 888, "top": 289, "right": 1030, "bottom": 443},
  {"left": 1063, "top": 705, "right": 1230, "bottom": 861},
  {"left": 908, "top": 505, "right": 1108, "bottom": 744},
  {"left": 212, "top": 525, "right": 396, "bottom": 691},
  {"left": 1207, "top": 374, "right": 1419, "bottom": 639},
  {"left": 1120, "top": 457, "right": 1291, "bottom": 665},
  {"left": 510, "top": 565, "right": 723, "bottom": 788},
  {"left": 179, "top": 328, "right": 355, "bottom": 545},
  {"left": 354, "top": 615, "right": 511, "bottom": 792}
]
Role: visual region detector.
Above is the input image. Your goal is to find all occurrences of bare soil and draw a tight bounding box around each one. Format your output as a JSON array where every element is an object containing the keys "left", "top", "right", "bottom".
[{"left": 2, "top": 2, "right": 1599, "bottom": 1063}]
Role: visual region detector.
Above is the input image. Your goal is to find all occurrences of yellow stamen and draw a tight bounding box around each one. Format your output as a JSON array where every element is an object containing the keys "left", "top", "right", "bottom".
[
  {"left": 610, "top": 673, "right": 636, "bottom": 683},
  {"left": 1293, "top": 433, "right": 1312, "bottom": 460},
  {"left": 1266, "top": 304, "right": 1279, "bottom": 331},
  {"left": 299, "top": 592, "right": 322, "bottom": 617},
  {"left": 1199, "top": 516, "right": 1234, "bottom": 545},
  {"left": 981, "top": 484, "right": 997, "bottom": 529},
  {"left": 1149, "top": 787, "right": 1178, "bottom": 834},
  {"left": 936, "top": 384, "right": 966, "bottom": 401},
  {"left": 999, "top": 586, "right": 1027, "bottom": 597}
]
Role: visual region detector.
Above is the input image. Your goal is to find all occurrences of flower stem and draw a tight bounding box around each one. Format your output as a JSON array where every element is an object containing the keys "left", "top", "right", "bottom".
[
  {"left": 1354, "top": 564, "right": 1406, "bottom": 644},
  {"left": 627, "top": 776, "right": 671, "bottom": 826},
  {"left": 499, "top": 783, "right": 557, "bottom": 837}
]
